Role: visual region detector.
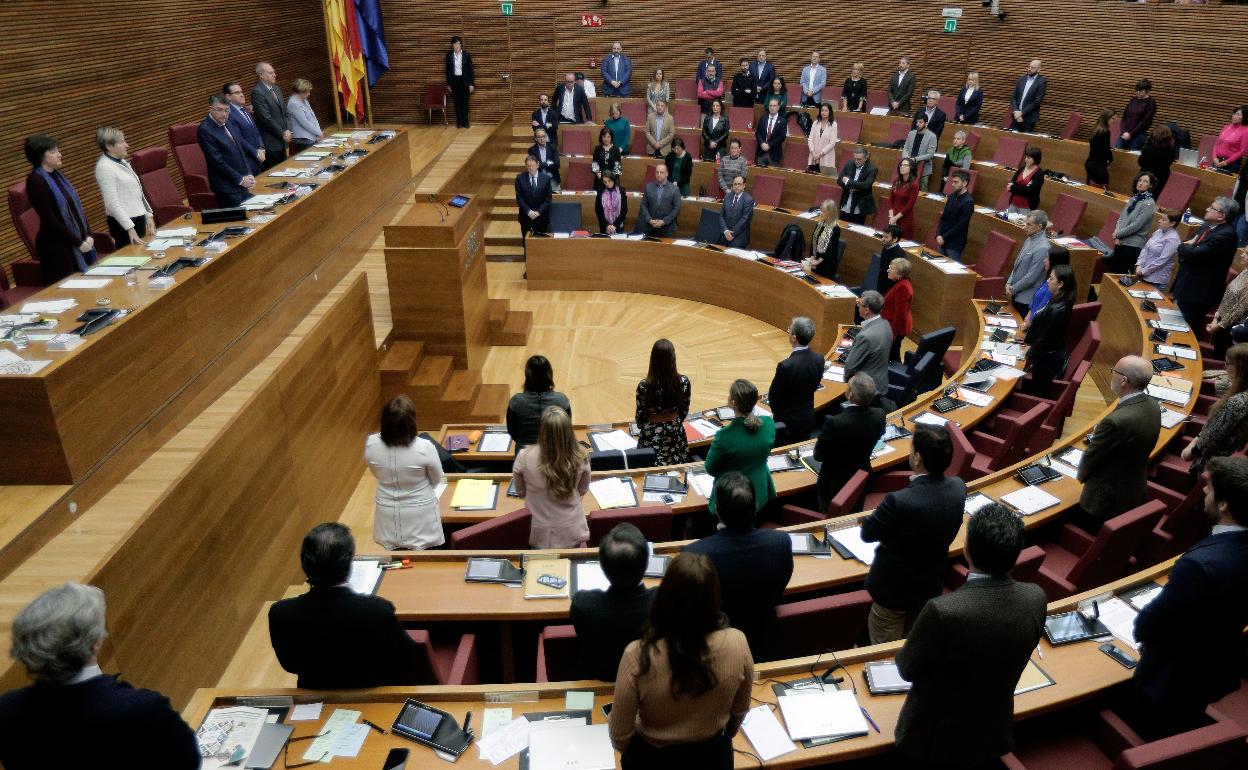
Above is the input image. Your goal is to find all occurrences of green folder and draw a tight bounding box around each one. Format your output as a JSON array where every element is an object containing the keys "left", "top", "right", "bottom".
[{"left": 99, "top": 255, "right": 151, "bottom": 267}]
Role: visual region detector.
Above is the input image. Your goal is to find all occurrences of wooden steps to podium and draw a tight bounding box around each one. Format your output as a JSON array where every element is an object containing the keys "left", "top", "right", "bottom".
[
  {"left": 488, "top": 298, "right": 531, "bottom": 346},
  {"left": 380, "top": 340, "right": 510, "bottom": 428}
]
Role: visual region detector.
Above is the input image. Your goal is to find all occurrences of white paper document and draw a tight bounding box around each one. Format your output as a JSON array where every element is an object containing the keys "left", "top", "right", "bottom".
[
  {"left": 1095, "top": 597, "right": 1142, "bottom": 651},
  {"left": 1128, "top": 289, "right": 1164, "bottom": 300},
  {"left": 481, "top": 708, "right": 513, "bottom": 736},
  {"left": 912, "top": 412, "right": 948, "bottom": 427},
  {"left": 476, "top": 716, "right": 531, "bottom": 765},
  {"left": 589, "top": 477, "right": 637, "bottom": 509},
  {"left": 573, "top": 561, "right": 611, "bottom": 592},
  {"left": 823, "top": 365, "right": 846, "bottom": 383},
  {"left": 828, "top": 526, "right": 878, "bottom": 565},
  {"left": 688, "top": 471, "right": 714, "bottom": 498},
  {"left": 1001, "top": 486, "right": 1062, "bottom": 516},
  {"left": 84, "top": 265, "right": 136, "bottom": 276},
  {"left": 20, "top": 299, "right": 77, "bottom": 314},
  {"left": 741, "top": 705, "right": 797, "bottom": 761},
  {"left": 478, "top": 432, "right": 512, "bottom": 452},
  {"left": 985, "top": 315, "right": 1018, "bottom": 328},
  {"left": 197, "top": 706, "right": 268, "bottom": 770},
  {"left": 965, "top": 493, "right": 995, "bottom": 515},
  {"left": 1156, "top": 345, "right": 1197, "bottom": 360},
  {"left": 956, "top": 387, "right": 994, "bottom": 407},
  {"left": 1146, "top": 384, "right": 1190, "bottom": 406},
  {"left": 778, "top": 690, "right": 869, "bottom": 741},
  {"left": 590, "top": 429, "right": 638, "bottom": 451},
  {"left": 290, "top": 702, "right": 324, "bottom": 721},
  {"left": 329, "top": 723, "right": 369, "bottom": 758},
  {"left": 59, "top": 278, "right": 111, "bottom": 289},
  {"left": 348, "top": 559, "right": 383, "bottom": 595},
  {"left": 529, "top": 723, "right": 615, "bottom": 770},
  {"left": 1159, "top": 408, "right": 1186, "bottom": 429},
  {"left": 303, "top": 708, "right": 361, "bottom": 762}
]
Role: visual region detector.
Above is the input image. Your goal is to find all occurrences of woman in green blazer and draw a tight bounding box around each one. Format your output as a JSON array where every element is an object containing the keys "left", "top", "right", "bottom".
[{"left": 705, "top": 379, "right": 776, "bottom": 515}]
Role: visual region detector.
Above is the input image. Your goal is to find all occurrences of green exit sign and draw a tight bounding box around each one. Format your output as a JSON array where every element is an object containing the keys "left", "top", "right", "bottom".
[
  {"left": 500, "top": 1, "right": 514, "bottom": 16},
  {"left": 943, "top": 18, "right": 957, "bottom": 33}
]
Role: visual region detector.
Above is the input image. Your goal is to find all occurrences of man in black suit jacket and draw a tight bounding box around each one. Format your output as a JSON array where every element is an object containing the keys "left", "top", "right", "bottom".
[
  {"left": 888, "top": 57, "right": 916, "bottom": 114},
  {"left": 861, "top": 425, "right": 968, "bottom": 643},
  {"left": 0, "top": 583, "right": 200, "bottom": 770},
  {"left": 224, "top": 81, "right": 265, "bottom": 174},
  {"left": 528, "top": 129, "right": 560, "bottom": 188},
  {"left": 912, "top": 89, "right": 947, "bottom": 140},
  {"left": 198, "top": 95, "right": 256, "bottom": 207},
  {"left": 751, "top": 50, "right": 776, "bottom": 104},
  {"left": 754, "top": 100, "right": 787, "bottom": 167},
  {"left": 251, "top": 61, "right": 291, "bottom": 170},
  {"left": 895, "top": 503, "right": 1047, "bottom": 767},
  {"left": 1130, "top": 456, "right": 1248, "bottom": 740},
  {"left": 531, "top": 93, "right": 559, "bottom": 149},
  {"left": 719, "top": 175, "right": 754, "bottom": 248},
  {"left": 814, "top": 373, "right": 886, "bottom": 513},
  {"left": 768, "top": 316, "right": 825, "bottom": 444},
  {"left": 1009, "top": 59, "right": 1047, "bottom": 132},
  {"left": 269, "top": 523, "right": 429, "bottom": 689},
  {"left": 686, "top": 472, "right": 794, "bottom": 661},
  {"left": 516, "top": 155, "right": 552, "bottom": 246},
  {"left": 936, "top": 169, "right": 974, "bottom": 262},
  {"left": 838, "top": 147, "right": 878, "bottom": 224},
  {"left": 569, "top": 523, "right": 655, "bottom": 680},
  {"left": 445, "top": 36, "right": 475, "bottom": 128},
  {"left": 552, "top": 73, "right": 593, "bottom": 124},
  {"left": 1172, "top": 197, "right": 1239, "bottom": 332}
]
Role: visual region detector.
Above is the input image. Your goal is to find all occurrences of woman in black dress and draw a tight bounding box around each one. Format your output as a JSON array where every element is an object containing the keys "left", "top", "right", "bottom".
[
  {"left": 841, "top": 63, "right": 867, "bottom": 113},
  {"left": 1084, "top": 109, "right": 1114, "bottom": 188},
  {"left": 594, "top": 173, "right": 628, "bottom": 235},
  {"left": 805, "top": 199, "right": 842, "bottom": 279},
  {"left": 1023, "top": 265, "right": 1075, "bottom": 396},
  {"left": 635, "top": 339, "right": 691, "bottom": 466},
  {"left": 701, "top": 98, "right": 730, "bottom": 161},
  {"left": 591, "top": 127, "right": 623, "bottom": 191}
]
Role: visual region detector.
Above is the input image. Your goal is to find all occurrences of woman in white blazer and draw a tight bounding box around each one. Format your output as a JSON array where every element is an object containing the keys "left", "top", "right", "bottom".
[
  {"left": 807, "top": 103, "right": 838, "bottom": 175},
  {"left": 365, "top": 395, "right": 446, "bottom": 551},
  {"left": 93, "top": 126, "right": 153, "bottom": 247}
]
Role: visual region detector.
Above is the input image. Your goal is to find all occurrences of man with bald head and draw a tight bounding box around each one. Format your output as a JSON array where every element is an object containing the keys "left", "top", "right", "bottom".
[
  {"left": 1076, "top": 355, "right": 1161, "bottom": 529},
  {"left": 1009, "top": 59, "right": 1046, "bottom": 132}
]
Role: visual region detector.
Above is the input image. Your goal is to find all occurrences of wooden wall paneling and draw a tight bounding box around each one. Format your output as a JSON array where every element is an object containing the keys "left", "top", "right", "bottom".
[
  {"left": 507, "top": 19, "right": 559, "bottom": 117},
  {"left": 0, "top": 0, "right": 333, "bottom": 282}
]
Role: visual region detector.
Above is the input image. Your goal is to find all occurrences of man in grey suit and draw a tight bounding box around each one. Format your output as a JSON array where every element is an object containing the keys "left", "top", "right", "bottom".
[
  {"left": 1006, "top": 210, "right": 1052, "bottom": 317},
  {"left": 635, "top": 163, "right": 681, "bottom": 238},
  {"left": 1076, "top": 355, "right": 1161, "bottom": 530},
  {"left": 844, "top": 291, "right": 892, "bottom": 398},
  {"left": 895, "top": 503, "right": 1047, "bottom": 767},
  {"left": 251, "top": 61, "right": 291, "bottom": 170},
  {"left": 901, "top": 114, "right": 938, "bottom": 191},
  {"left": 887, "top": 56, "right": 916, "bottom": 114},
  {"left": 718, "top": 175, "right": 754, "bottom": 248}
]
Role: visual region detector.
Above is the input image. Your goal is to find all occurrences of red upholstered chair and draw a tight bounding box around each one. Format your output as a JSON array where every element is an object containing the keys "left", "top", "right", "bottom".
[
  {"left": 779, "top": 469, "right": 869, "bottom": 524},
  {"left": 642, "top": 162, "right": 658, "bottom": 188},
  {"left": 838, "top": 115, "right": 863, "bottom": 144},
  {"left": 993, "top": 185, "right": 1013, "bottom": 212},
  {"left": 6, "top": 181, "right": 46, "bottom": 285},
  {"left": 1059, "top": 111, "right": 1083, "bottom": 140},
  {"left": 449, "top": 508, "right": 533, "bottom": 549},
  {"left": 752, "top": 174, "right": 784, "bottom": 207},
  {"left": 673, "top": 102, "right": 701, "bottom": 129},
  {"left": 823, "top": 86, "right": 843, "bottom": 104},
  {"left": 967, "top": 401, "right": 1050, "bottom": 477},
  {"left": 987, "top": 359, "right": 1091, "bottom": 455},
  {"left": 0, "top": 272, "right": 39, "bottom": 311},
  {"left": 421, "top": 83, "right": 448, "bottom": 124},
  {"left": 130, "top": 147, "right": 191, "bottom": 226},
  {"left": 587, "top": 505, "right": 674, "bottom": 545},
  {"left": 1093, "top": 210, "right": 1121, "bottom": 258},
  {"left": 560, "top": 129, "right": 591, "bottom": 157},
  {"left": 812, "top": 183, "right": 841, "bottom": 211},
  {"left": 619, "top": 101, "right": 646, "bottom": 127},
  {"left": 1029, "top": 322, "right": 1100, "bottom": 402},
  {"left": 1049, "top": 192, "right": 1088, "bottom": 236},
  {"left": 673, "top": 78, "right": 698, "bottom": 100},
  {"left": 999, "top": 109, "right": 1014, "bottom": 130},
  {"left": 1033, "top": 500, "right": 1165, "bottom": 601},
  {"left": 963, "top": 132, "right": 981, "bottom": 155},
  {"left": 563, "top": 160, "right": 595, "bottom": 192},
  {"left": 786, "top": 83, "right": 802, "bottom": 106},
  {"left": 405, "top": 629, "right": 479, "bottom": 685},
  {"left": 1109, "top": 117, "right": 1123, "bottom": 144},
  {"left": 676, "top": 130, "right": 701, "bottom": 158},
  {"left": 729, "top": 106, "right": 755, "bottom": 132},
  {"left": 885, "top": 121, "right": 910, "bottom": 145},
  {"left": 936, "top": 95, "right": 957, "bottom": 118},
  {"left": 973, "top": 230, "right": 1018, "bottom": 299},
  {"left": 871, "top": 195, "right": 891, "bottom": 230},
  {"left": 1136, "top": 480, "right": 1209, "bottom": 567},
  {"left": 774, "top": 590, "right": 873, "bottom": 659},
  {"left": 1155, "top": 171, "right": 1201, "bottom": 212},
  {"left": 1196, "top": 134, "right": 1217, "bottom": 163},
  {"left": 863, "top": 423, "right": 976, "bottom": 509},
  {"left": 782, "top": 140, "right": 809, "bottom": 172},
  {"left": 947, "top": 545, "right": 1045, "bottom": 590},
  {"left": 736, "top": 136, "right": 757, "bottom": 164},
  {"left": 535, "top": 625, "right": 579, "bottom": 682},
  {"left": 1065, "top": 301, "right": 1102, "bottom": 349},
  {"left": 787, "top": 112, "right": 803, "bottom": 137},
  {"left": 992, "top": 136, "right": 1028, "bottom": 168},
  {"left": 865, "top": 90, "right": 889, "bottom": 113},
  {"left": 942, "top": 167, "right": 978, "bottom": 196},
  {"left": 167, "top": 124, "right": 219, "bottom": 211}
]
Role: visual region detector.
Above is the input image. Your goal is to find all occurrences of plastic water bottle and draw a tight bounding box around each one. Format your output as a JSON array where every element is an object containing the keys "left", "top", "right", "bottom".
[{"left": 10, "top": 327, "right": 29, "bottom": 351}]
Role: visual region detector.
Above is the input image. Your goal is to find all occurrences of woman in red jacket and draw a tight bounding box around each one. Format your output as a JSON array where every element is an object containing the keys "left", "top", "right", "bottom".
[
  {"left": 887, "top": 157, "right": 919, "bottom": 240},
  {"left": 881, "top": 257, "right": 914, "bottom": 362}
]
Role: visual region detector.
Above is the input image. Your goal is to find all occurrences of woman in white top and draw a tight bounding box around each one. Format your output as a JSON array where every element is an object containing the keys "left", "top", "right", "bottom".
[
  {"left": 365, "top": 395, "right": 446, "bottom": 550},
  {"left": 807, "top": 102, "right": 838, "bottom": 175},
  {"left": 286, "top": 78, "right": 324, "bottom": 151},
  {"left": 93, "top": 126, "right": 153, "bottom": 248}
]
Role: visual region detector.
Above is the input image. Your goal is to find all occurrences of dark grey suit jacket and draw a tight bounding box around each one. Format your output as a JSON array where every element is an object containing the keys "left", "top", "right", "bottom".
[
  {"left": 1077, "top": 393, "right": 1161, "bottom": 519},
  {"left": 844, "top": 316, "right": 892, "bottom": 396},
  {"left": 250, "top": 82, "right": 290, "bottom": 154},
  {"left": 718, "top": 190, "right": 754, "bottom": 248},
  {"left": 895, "top": 577, "right": 1047, "bottom": 765},
  {"left": 636, "top": 181, "right": 681, "bottom": 237}
]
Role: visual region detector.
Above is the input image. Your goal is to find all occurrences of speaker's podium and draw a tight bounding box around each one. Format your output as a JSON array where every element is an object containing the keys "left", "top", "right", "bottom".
[{"left": 380, "top": 195, "right": 529, "bottom": 425}]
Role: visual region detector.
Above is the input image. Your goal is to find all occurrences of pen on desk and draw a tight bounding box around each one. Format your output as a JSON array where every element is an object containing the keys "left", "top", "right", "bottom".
[
  {"left": 362, "top": 718, "right": 387, "bottom": 735},
  {"left": 860, "top": 706, "right": 880, "bottom": 734}
]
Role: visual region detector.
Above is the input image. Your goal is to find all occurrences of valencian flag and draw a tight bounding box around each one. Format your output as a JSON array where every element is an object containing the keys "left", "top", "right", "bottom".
[
  {"left": 354, "top": 0, "right": 390, "bottom": 87},
  {"left": 324, "top": 0, "right": 368, "bottom": 119}
]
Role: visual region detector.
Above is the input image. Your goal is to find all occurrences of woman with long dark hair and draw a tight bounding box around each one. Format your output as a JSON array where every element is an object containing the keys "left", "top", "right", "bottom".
[
  {"left": 636, "top": 339, "right": 692, "bottom": 465},
  {"left": 1023, "top": 264, "right": 1075, "bottom": 396},
  {"left": 609, "top": 552, "right": 753, "bottom": 769},
  {"left": 888, "top": 157, "right": 919, "bottom": 239},
  {"left": 506, "top": 355, "right": 572, "bottom": 449},
  {"left": 512, "top": 406, "right": 592, "bottom": 548},
  {"left": 1085, "top": 108, "right": 1114, "bottom": 188},
  {"left": 704, "top": 379, "right": 776, "bottom": 514}
]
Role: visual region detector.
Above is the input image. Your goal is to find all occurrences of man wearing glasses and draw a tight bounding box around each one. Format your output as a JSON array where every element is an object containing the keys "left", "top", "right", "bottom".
[
  {"left": 223, "top": 81, "right": 265, "bottom": 175},
  {"left": 1172, "top": 196, "right": 1240, "bottom": 332}
]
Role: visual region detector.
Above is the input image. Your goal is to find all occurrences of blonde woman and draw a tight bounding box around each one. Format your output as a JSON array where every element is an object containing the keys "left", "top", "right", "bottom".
[
  {"left": 841, "top": 63, "right": 867, "bottom": 113},
  {"left": 513, "top": 406, "right": 592, "bottom": 548},
  {"left": 954, "top": 72, "right": 983, "bottom": 124},
  {"left": 646, "top": 69, "right": 670, "bottom": 115}
]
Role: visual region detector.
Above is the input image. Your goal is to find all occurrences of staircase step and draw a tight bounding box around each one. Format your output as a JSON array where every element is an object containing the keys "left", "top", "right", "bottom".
[
  {"left": 408, "top": 355, "right": 454, "bottom": 398},
  {"left": 469, "top": 383, "right": 510, "bottom": 422},
  {"left": 379, "top": 340, "right": 425, "bottom": 382},
  {"left": 492, "top": 310, "right": 532, "bottom": 346},
  {"left": 443, "top": 368, "right": 483, "bottom": 404},
  {"left": 488, "top": 298, "right": 509, "bottom": 324}
]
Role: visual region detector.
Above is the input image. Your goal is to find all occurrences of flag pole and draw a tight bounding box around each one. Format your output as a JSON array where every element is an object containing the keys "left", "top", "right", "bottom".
[
  {"left": 321, "top": 1, "right": 343, "bottom": 130},
  {"left": 364, "top": 76, "right": 374, "bottom": 127}
]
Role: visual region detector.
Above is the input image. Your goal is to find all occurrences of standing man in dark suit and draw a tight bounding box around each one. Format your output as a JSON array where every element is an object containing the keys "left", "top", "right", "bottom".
[
  {"left": 838, "top": 147, "right": 878, "bottom": 224},
  {"left": 844, "top": 291, "right": 893, "bottom": 397},
  {"left": 515, "top": 154, "right": 552, "bottom": 249},
  {"left": 895, "top": 503, "right": 1047, "bottom": 767},
  {"left": 553, "top": 73, "right": 593, "bottom": 124},
  {"left": 888, "top": 56, "right": 917, "bottom": 115},
  {"left": 754, "top": 99, "right": 787, "bottom": 167},
  {"left": 936, "top": 169, "right": 974, "bottom": 262},
  {"left": 570, "top": 523, "right": 655, "bottom": 681},
  {"left": 635, "top": 163, "right": 681, "bottom": 237},
  {"left": 1009, "top": 59, "right": 1047, "bottom": 132},
  {"left": 718, "top": 175, "right": 754, "bottom": 248},
  {"left": 731, "top": 58, "right": 756, "bottom": 108},
  {"left": 1172, "top": 197, "right": 1240, "bottom": 332},
  {"left": 1076, "top": 356, "right": 1161, "bottom": 529},
  {"left": 861, "top": 425, "right": 968, "bottom": 643},
  {"left": 768, "top": 316, "right": 825, "bottom": 444},
  {"left": 269, "top": 524, "right": 434, "bottom": 689},
  {"left": 601, "top": 41, "right": 632, "bottom": 97},
  {"left": 686, "top": 472, "right": 794, "bottom": 661},
  {"left": 912, "top": 89, "right": 947, "bottom": 140},
  {"left": 529, "top": 129, "right": 560, "bottom": 189},
  {"left": 752, "top": 50, "right": 776, "bottom": 104},
  {"left": 223, "top": 81, "right": 265, "bottom": 174},
  {"left": 1131, "top": 456, "right": 1248, "bottom": 740},
  {"left": 697, "top": 48, "right": 720, "bottom": 85},
  {"left": 531, "top": 93, "right": 559, "bottom": 150},
  {"left": 445, "top": 36, "right": 475, "bottom": 129},
  {"left": 814, "top": 374, "right": 886, "bottom": 513},
  {"left": 198, "top": 95, "right": 256, "bottom": 207},
  {"left": 250, "top": 61, "right": 291, "bottom": 170}
]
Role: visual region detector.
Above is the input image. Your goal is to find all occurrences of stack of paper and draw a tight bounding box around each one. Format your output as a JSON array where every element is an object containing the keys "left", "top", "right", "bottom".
[
  {"left": 59, "top": 278, "right": 110, "bottom": 290},
  {"left": 589, "top": 477, "right": 637, "bottom": 509},
  {"left": 828, "top": 526, "right": 877, "bottom": 565},
  {"left": 688, "top": 471, "right": 714, "bottom": 498},
  {"left": 100, "top": 255, "right": 151, "bottom": 268},
  {"left": 196, "top": 706, "right": 268, "bottom": 769},
  {"left": 965, "top": 493, "right": 995, "bottom": 515},
  {"left": 20, "top": 299, "right": 77, "bottom": 315},
  {"left": 741, "top": 705, "right": 797, "bottom": 761},
  {"left": 449, "top": 479, "right": 498, "bottom": 510},
  {"left": 956, "top": 387, "right": 994, "bottom": 407},
  {"left": 476, "top": 716, "right": 531, "bottom": 764},
  {"left": 145, "top": 238, "right": 186, "bottom": 250},
  {"left": 1094, "top": 597, "right": 1142, "bottom": 651},
  {"left": 823, "top": 364, "right": 846, "bottom": 383},
  {"left": 1001, "top": 486, "right": 1061, "bottom": 515},
  {"left": 686, "top": 418, "right": 721, "bottom": 438},
  {"left": 1159, "top": 408, "right": 1186, "bottom": 430},
  {"left": 777, "top": 690, "right": 869, "bottom": 742},
  {"left": 985, "top": 315, "right": 1019, "bottom": 328},
  {"left": 589, "top": 429, "right": 638, "bottom": 452},
  {"left": 155, "top": 226, "right": 197, "bottom": 238},
  {"left": 1156, "top": 344, "right": 1197, "bottom": 361},
  {"left": 348, "top": 559, "right": 383, "bottom": 595}
]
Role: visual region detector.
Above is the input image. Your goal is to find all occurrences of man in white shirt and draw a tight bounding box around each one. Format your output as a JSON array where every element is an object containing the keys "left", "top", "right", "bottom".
[{"left": 575, "top": 72, "right": 597, "bottom": 99}]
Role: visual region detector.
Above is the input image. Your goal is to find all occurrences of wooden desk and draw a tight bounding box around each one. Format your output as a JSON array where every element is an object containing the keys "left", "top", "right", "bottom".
[{"left": 0, "top": 130, "right": 411, "bottom": 483}]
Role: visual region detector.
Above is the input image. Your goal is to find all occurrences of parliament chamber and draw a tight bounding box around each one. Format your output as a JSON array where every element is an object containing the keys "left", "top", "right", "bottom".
[{"left": 1, "top": 1, "right": 1248, "bottom": 768}]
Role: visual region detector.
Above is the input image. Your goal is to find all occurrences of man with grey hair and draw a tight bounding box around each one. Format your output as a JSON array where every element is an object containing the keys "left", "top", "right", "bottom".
[
  {"left": 768, "top": 316, "right": 824, "bottom": 444},
  {"left": 1173, "top": 196, "right": 1240, "bottom": 333},
  {"left": 0, "top": 583, "right": 199, "bottom": 768},
  {"left": 913, "top": 88, "right": 947, "bottom": 140},
  {"left": 814, "top": 373, "right": 886, "bottom": 512},
  {"left": 845, "top": 291, "right": 893, "bottom": 398},
  {"left": 1076, "top": 355, "right": 1161, "bottom": 530},
  {"left": 251, "top": 61, "right": 291, "bottom": 169},
  {"left": 1005, "top": 210, "right": 1052, "bottom": 316}
]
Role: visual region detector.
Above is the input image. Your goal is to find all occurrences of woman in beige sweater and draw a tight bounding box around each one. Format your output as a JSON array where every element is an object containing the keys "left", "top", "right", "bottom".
[{"left": 512, "top": 406, "right": 591, "bottom": 548}]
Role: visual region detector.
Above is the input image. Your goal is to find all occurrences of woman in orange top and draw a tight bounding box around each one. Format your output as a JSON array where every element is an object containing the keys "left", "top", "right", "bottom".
[
  {"left": 888, "top": 157, "right": 919, "bottom": 239},
  {"left": 881, "top": 257, "right": 914, "bottom": 362}
]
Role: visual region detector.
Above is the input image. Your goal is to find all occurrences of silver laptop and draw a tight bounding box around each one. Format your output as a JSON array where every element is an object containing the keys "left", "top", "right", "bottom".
[{"left": 528, "top": 723, "right": 615, "bottom": 770}]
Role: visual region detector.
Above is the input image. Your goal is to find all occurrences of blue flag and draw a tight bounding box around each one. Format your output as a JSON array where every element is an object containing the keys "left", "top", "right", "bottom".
[{"left": 354, "top": 0, "right": 390, "bottom": 87}]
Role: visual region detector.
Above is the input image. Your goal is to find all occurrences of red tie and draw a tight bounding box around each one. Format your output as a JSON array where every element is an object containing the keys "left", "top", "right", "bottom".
[{"left": 1195, "top": 227, "right": 1210, "bottom": 245}]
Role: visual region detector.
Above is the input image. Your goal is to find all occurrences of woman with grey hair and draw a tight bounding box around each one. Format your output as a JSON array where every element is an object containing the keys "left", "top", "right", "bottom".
[{"left": 0, "top": 583, "right": 199, "bottom": 769}]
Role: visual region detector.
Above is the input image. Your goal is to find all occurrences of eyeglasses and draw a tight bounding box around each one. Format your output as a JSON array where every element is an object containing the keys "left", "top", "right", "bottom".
[
  {"left": 1208, "top": 205, "right": 1224, "bottom": 215},
  {"left": 282, "top": 731, "right": 329, "bottom": 768},
  {"left": 1110, "top": 368, "right": 1126, "bottom": 379}
]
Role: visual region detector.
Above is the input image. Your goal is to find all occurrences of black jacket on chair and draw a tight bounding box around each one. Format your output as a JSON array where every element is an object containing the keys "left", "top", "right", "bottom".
[
  {"left": 813, "top": 404, "right": 885, "bottom": 512},
  {"left": 268, "top": 586, "right": 426, "bottom": 689},
  {"left": 767, "top": 347, "right": 826, "bottom": 443}
]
